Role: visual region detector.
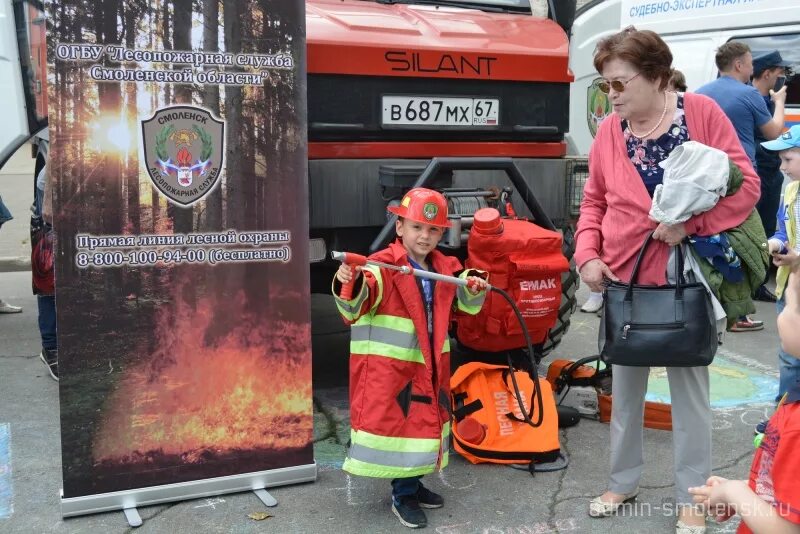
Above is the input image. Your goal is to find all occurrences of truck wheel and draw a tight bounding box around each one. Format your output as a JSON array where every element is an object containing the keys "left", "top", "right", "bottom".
[{"left": 540, "top": 224, "right": 579, "bottom": 357}]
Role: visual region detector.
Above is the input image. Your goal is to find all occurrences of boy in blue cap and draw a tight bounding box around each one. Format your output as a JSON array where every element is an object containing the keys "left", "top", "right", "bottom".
[{"left": 762, "top": 124, "right": 800, "bottom": 401}]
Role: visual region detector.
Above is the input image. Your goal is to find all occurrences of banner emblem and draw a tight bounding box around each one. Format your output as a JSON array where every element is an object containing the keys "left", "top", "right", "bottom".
[{"left": 141, "top": 105, "right": 225, "bottom": 205}]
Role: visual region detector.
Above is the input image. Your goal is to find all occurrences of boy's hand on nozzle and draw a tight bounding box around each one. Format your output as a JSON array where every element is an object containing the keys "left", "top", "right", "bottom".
[
  {"left": 336, "top": 263, "right": 361, "bottom": 285},
  {"left": 465, "top": 276, "right": 488, "bottom": 295}
]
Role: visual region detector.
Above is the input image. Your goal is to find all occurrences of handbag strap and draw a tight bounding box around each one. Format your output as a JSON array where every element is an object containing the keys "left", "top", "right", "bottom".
[
  {"left": 624, "top": 231, "right": 687, "bottom": 323},
  {"left": 627, "top": 231, "right": 686, "bottom": 294}
]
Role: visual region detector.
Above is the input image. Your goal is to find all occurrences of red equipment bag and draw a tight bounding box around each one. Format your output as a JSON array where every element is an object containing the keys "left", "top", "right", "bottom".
[{"left": 457, "top": 209, "right": 569, "bottom": 351}]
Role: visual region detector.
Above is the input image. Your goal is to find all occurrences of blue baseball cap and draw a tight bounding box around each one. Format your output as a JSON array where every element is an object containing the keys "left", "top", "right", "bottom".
[
  {"left": 753, "top": 50, "right": 792, "bottom": 76},
  {"left": 761, "top": 124, "right": 800, "bottom": 151}
]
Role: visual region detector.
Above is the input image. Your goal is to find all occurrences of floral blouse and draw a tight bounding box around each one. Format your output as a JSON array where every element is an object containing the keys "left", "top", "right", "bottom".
[{"left": 622, "top": 93, "right": 689, "bottom": 197}]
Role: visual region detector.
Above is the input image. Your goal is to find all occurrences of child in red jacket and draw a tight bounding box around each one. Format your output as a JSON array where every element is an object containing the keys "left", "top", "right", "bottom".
[{"left": 333, "top": 188, "right": 487, "bottom": 529}]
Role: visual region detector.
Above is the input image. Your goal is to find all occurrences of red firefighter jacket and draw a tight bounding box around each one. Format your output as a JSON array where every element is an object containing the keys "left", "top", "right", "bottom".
[{"left": 332, "top": 240, "right": 485, "bottom": 478}]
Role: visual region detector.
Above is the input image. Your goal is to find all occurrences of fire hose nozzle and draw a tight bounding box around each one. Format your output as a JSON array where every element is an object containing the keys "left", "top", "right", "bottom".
[{"left": 331, "top": 251, "right": 368, "bottom": 266}]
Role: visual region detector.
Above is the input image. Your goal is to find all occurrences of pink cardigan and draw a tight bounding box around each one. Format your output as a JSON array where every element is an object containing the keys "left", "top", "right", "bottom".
[{"left": 574, "top": 92, "right": 760, "bottom": 285}]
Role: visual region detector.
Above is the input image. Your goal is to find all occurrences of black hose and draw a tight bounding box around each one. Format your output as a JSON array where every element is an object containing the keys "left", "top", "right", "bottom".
[{"left": 488, "top": 286, "right": 545, "bottom": 428}]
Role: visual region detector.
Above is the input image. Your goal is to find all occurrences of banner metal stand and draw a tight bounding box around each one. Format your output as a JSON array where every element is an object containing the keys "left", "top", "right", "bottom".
[
  {"left": 61, "top": 463, "right": 316, "bottom": 525},
  {"left": 253, "top": 488, "right": 278, "bottom": 507},
  {"left": 123, "top": 507, "right": 142, "bottom": 528}
]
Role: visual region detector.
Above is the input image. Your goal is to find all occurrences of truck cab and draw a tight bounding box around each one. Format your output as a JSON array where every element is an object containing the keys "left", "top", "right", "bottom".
[
  {"left": 1, "top": 0, "right": 581, "bottom": 355},
  {"left": 0, "top": 0, "right": 48, "bottom": 170},
  {"left": 305, "top": 0, "right": 576, "bottom": 258}
]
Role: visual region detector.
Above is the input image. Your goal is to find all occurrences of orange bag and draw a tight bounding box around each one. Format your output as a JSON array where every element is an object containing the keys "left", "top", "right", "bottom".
[{"left": 450, "top": 362, "right": 562, "bottom": 473}]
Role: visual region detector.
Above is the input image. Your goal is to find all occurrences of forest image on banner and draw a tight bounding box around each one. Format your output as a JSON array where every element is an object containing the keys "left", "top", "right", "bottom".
[{"left": 46, "top": 0, "right": 311, "bottom": 498}]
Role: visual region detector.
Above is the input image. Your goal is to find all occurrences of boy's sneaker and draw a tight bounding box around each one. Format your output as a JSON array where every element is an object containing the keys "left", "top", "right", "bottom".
[
  {"left": 0, "top": 300, "right": 22, "bottom": 313},
  {"left": 416, "top": 485, "right": 444, "bottom": 509},
  {"left": 40, "top": 348, "right": 59, "bottom": 381},
  {"left": 392, "top": 496, "right": 427, "bottom": 528}
]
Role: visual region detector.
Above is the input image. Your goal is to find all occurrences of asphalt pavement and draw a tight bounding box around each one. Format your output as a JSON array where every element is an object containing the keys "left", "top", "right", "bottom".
[{"left": 0, "top": 144, "right": 784, "bottom": 534}]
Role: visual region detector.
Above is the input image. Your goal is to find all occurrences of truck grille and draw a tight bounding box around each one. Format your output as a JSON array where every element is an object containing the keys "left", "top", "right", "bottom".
[{"left": 308, "top": 74, "right": 569, "bottom": 143}]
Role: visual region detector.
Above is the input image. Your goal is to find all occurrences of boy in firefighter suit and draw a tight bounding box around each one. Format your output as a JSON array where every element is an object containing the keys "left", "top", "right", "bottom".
[{"left": 333, "top": 188, "right": 488, "bottom": 529}]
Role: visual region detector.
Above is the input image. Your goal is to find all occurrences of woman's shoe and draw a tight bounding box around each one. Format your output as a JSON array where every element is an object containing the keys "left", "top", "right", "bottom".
[
  {"left": 588, "top": 490, "right": 638, "bottom": 517},
  {"left": 675, "top": 520, "right": 706, "bottom": 534}
]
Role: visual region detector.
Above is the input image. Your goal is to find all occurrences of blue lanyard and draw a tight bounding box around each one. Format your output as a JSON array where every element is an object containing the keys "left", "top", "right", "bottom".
[{"left": 407, "top": 257, "right": 434, "bottom": 335}]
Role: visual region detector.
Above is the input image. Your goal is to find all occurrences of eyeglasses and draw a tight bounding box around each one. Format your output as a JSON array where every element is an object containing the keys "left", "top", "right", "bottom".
[{"left": 597, "top": 73, "right": 641, "bottom": 94}]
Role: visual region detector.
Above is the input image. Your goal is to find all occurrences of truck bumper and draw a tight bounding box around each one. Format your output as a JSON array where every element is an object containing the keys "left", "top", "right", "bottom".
[{"left": 309, "top": 157, "right": 572, "bottom": 230}]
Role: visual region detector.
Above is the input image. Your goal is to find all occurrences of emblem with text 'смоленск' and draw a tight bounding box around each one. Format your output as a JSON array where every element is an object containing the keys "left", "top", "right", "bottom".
[{"left": 141, "top": 105, "right": 225, "bottom": 206}]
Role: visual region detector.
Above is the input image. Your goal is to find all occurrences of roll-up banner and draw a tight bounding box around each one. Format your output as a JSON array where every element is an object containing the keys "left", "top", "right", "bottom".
[{"left": 46, "top": 0, "right": 315, "bottom": 516}]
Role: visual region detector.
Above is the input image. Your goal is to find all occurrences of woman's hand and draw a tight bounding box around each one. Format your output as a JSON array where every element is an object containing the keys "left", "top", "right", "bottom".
[
  {"left": 579, "top": 258, "right": 619, "bottom": 292},
  {"left": 652, "top": 223, "right": 687, "bottom": 246}
]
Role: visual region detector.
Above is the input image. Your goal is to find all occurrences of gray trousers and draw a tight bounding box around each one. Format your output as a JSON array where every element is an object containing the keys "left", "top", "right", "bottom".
[{"left": 608, "top": 364, "right": 711, "bottom": 505}]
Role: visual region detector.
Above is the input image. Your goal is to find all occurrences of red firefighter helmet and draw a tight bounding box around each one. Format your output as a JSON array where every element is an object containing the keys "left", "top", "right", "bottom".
[{"left": 387, "top": 188, "right": 451, "bottom": 228}]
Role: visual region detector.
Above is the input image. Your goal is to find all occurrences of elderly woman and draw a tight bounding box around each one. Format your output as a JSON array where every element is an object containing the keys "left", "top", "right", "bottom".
[{"left": 575, "top": 28, "right": 760, "bottom": 533}]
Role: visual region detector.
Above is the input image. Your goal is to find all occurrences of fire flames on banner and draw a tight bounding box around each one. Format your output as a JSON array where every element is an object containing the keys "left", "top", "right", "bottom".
[{"left": 46, "top": 0, "right": 314, "bottom": 511}]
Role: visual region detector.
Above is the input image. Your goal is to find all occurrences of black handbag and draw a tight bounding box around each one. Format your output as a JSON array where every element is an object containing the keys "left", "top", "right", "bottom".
[{"left": 599, "top": 231, "right": 717, "bottom": 367}]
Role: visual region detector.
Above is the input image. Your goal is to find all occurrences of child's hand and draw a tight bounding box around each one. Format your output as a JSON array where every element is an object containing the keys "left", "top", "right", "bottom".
[
  {"left": 772, "top": 249, "right": 800, "bottom": 269},
  {"left": 465, "top": 276, "right": 488, "bottom": 295},
  {"left": 688, "top": 477, "right": 741, "bottom": 522},
  {"left": 768, "top": 240, "right": 787, "bottom": 255},
  {"left": 336, "top": 263, "right": 361, "bottom": 285},
  {"left": 689, "top": 476, "right": 725, "bottom": 509}
]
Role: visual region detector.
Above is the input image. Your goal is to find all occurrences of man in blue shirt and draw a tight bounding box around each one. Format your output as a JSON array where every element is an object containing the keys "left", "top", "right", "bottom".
[
  {"left": 696, "top": 41, "right": 787, "bottom": 331},
  {"left": 696, "top": 42, "right": 786, "bottom": 170}
]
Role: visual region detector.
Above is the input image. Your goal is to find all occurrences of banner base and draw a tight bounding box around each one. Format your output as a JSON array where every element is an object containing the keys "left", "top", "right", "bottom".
[
  {"left": 61, "top": 462, "right": 317, "bottom": 518},
  {"left": 123, "top": 507, "right": 142, "bottom": 527},
  {"left": 253, "top": 488, "right": 278, "bottom": 507}
]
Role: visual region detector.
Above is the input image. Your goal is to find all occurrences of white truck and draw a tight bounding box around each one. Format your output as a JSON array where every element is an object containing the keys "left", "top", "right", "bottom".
[
  {"left": 0, "top": 0, "right": 48, "bottom": 174},
  {"left": 567, "top": 0, "right": 800, "bottom": 159}
]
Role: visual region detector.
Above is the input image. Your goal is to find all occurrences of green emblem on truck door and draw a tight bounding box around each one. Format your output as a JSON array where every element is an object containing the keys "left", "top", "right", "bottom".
[{"left": 587, "top": 77, "right": 612, "bottom": 138}]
